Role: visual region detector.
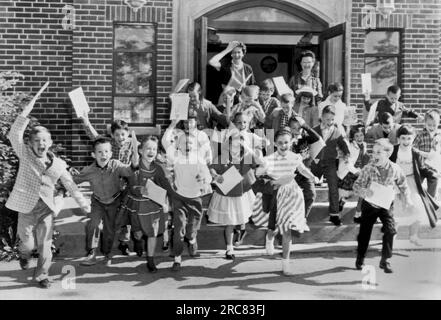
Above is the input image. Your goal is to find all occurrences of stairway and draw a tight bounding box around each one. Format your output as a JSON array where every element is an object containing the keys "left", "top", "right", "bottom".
[{"left": 53, "top": 183, "right": 441, "bottom": 256}]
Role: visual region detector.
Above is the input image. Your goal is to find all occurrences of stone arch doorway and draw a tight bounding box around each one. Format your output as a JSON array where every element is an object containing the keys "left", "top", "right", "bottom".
[{"left": 185, "top": 0, "right": 346, "bottom": 102}]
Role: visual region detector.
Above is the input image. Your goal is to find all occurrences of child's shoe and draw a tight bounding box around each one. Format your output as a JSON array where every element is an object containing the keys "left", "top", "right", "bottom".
[
  {"left": 329, "top": 215, "right": 342, "bottom": 226},
  {"left": 184, "top": 237, "right": 200, "bottom": 257},
  {"left": 338, "top": 199, "right": 346, "bottom": 212},
  {"left": 162, "top": 240, "right": 169, "bottom": 252},
  {"left": 379, "top": 259, "right": 393, "bottom": 273},
  {"left": 146, "top": 256, "right": 157, "bottom": 273},
  {"left": 355, "top": 255, "right": 364, "bottom": 270},
  {"left": 118, "top": 242, "right": 130, "bottom": 256},
  {"left": 410, "top": 235, "right": 423, "bottom": 246},
  {"left": 103, "top": 254, "right": 112, "bottom": 266},
  {"left": 134, "top": 239, "right": 143, "bottom": 257},
  {"left": 282, "top": 259, "right": 295, "bottom": 276},
  {"left": 38, "top": 279, "right": 51, "bottom": 289},
  {"left": 81, "top": 249, "right": 97, "bottom": 266},
  {"left": 353, "top": 211, "right": 362, "bottom": 224},
  {"left": 171, "top": 262, "right": 181, "bottom": 272},
  {"left": 19, "top": 257, "right": 29, "bottom": 270},
  {"left": 233, "top": 229, "right": 247, "bottom": 246}
]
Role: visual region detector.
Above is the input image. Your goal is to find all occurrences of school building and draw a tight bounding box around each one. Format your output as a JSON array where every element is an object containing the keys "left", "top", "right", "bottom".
[{"left": 1, "top": 0, "right": 440, "bottom": 165}]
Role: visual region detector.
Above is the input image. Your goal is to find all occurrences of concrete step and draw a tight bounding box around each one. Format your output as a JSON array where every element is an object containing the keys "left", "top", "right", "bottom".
[{"left": 54, "top": 188, "right": 441, "bottom": 257}]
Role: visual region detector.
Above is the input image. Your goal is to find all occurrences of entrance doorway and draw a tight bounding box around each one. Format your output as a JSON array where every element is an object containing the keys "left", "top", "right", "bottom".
[{"left": 194, "top": 0, "right": 345, "bottom": 103}]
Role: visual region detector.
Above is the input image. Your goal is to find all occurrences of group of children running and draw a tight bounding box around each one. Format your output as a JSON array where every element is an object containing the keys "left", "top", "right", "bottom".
[{"left": 6, "top": 44, "right": 440, "bottom": 289}]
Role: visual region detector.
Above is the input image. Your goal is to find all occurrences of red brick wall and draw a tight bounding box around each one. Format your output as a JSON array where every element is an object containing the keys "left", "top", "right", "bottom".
[
  {"left": 0, "top": 0, "right": 74, "bottom": 160},
  {"left": 71, "top": 0, "right": 173, "bottom": 165},
  {"left": 350, "top": 0, "right": 441, "bottom": 125},
  {"left": 0, "top": 0, "right": 173, "bottom": 166}
]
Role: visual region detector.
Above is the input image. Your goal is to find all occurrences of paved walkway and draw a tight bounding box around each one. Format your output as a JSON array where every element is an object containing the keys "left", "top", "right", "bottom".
[{"left": 1, "top": 240, "right": 440, "bottom": 300}]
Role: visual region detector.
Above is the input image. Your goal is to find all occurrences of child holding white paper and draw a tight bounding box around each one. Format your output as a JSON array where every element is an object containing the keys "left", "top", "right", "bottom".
[
  {"left": 165, "top": 133, "right": 213, "bottom": 272},
  {"left": 207, "top": 131, "right": 263, "bottom": 260},
  {"left": 225, "top": 112, "right": 268, "bottom": 245},
  {"left": 337, "top": 124, "right": 370, "bottom": 223},
  {"left": 353, "top": 138, "right": 411, "bottom": 274},
  {"left": 187, "top": 82, "right": 230, "bottom": 130},
  {"left": 79, "top": 115, "right": 135, "bottom": 256},
  {"left": 122, "top": 136, "right": 177, "bottom": 272},
  {"left": 390, "top": 125, "right": 439, "bottom": 246}
]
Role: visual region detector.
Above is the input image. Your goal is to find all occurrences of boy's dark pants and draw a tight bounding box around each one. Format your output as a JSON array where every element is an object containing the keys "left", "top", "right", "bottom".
[
  {"left": 357, "top": 200, "right": 397, "bottom": 260},
  {"left": 172, "top": 196, "right": 203, "bottom": 257},
  {"left": 295, "top": 172, "right": 316, "bottom": 217},
  {"left": 420, "top": 171, "right": 439, "bottom": 198},
  {"left": 86, "top": 196, "right": 122, "bottom": 255},
  {"left": 311, "top": 159, "right": 339, "bottom": 215}
]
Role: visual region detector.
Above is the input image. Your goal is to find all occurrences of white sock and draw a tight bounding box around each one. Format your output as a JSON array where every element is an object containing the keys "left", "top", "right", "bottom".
[
  {"left": 174, "top": 255, "right": 182, "bottom": 264},
  {"left": 282, "top": 258, "right": 290, "bottom": 271},
  {"left": 226, "top": 245, "right": 234, "bottom": 253},
  {"left": 189, "top": 238, "right": 196, "bottom": 245},
  {"left": 354, "top": 211, "right": 361, "bottom": 218}
]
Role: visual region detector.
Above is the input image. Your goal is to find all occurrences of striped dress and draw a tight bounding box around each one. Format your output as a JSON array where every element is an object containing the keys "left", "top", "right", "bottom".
[{"left": 257, "top": 151, "right": 309, "bottom": 235}]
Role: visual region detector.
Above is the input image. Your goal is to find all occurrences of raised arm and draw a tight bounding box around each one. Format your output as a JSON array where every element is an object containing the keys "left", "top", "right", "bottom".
[
  {"left": 208, "top": 41, "right": 240, "bottom": 71},
  {"left": 8, "top": 93, "right": 41, "bottom": 158},
  {"left": 161, "top": 120, "right": 180, "bottom": 152},
  {"left": 80, "top": 112, "right": 99, "bottom": 140}
]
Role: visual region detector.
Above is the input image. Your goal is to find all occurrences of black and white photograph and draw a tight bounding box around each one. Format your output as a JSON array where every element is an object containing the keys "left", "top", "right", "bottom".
[{"left": 0, "top": 0, "right": 440, "bottom": 306}]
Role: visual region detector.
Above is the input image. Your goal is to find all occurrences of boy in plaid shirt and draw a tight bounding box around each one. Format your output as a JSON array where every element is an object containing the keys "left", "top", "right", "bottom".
[
  {"left": 6, "top": 93, "right": 90, "bottom": 288},
  {"left": 413, "top": 110, "right": 441, "bottom": 197},
  {"left": 80, "top": 114, "right": 134, "bottom": 255},
  {"left": 353, "top": 138, "right": 411, "bottom": 274}
]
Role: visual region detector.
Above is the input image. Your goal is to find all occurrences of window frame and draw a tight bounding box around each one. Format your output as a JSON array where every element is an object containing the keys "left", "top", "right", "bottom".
[
  {"left": 364, "top": 28, "right": 403, "bottom": 99},
  {"left": 112, "top": 22, "right": 157, "bottom": 126}
]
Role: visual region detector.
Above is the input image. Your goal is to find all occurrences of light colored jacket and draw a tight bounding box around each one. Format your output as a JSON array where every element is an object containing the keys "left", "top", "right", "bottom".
[{"left": 6, "top": 115, "right": 88, "bottom": 214}]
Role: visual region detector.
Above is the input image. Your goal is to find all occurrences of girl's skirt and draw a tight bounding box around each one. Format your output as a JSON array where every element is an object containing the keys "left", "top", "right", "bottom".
[{"left": 207, "top": 189, "right": 255, "bottom": 225}]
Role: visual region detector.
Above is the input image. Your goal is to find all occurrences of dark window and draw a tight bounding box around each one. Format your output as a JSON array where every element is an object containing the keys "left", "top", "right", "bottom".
[
  {"left": 113, "top": 23, "right": 156, "bottom": 125},
  {"left": 364, "top": 29, "right": 402, "bottom": 97}
]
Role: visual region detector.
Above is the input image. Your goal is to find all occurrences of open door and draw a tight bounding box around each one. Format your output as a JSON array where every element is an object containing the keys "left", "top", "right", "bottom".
[
  {"left": 319, "top": 23, "right": 345, "bottom": 94},
  {"left": 194, "top": 17, "right": 208, "bottom": 96}
]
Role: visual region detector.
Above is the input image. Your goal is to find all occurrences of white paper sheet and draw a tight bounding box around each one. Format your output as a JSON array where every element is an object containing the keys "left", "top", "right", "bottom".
[
  {"left": 173, "top": 79, "right": 190, "bottom": 93},
  {"left": 361, "top": 73, "right": 372, "bottom": 94},
  {"left": 228, "top": 73, "right": 251, "bottom": 91},
  {"left": 214, "top": 165, "right": 244, "bottom": 194},
  {"left": 211, "top": 129, "right": 227, "bottom": 143},
  {"left": 309, "top": 138, "right": 326, "bottom": 160},
  {"left": 69, "top": 87, "right": 90, "bottom": 118},
  {"left": 169, "top": 93, "right": 190, "bottom": 120},
  {"left": 425, "top": 152, "right": 441, "bottom": 173},
  {"left": 272, "top": 76, "right": 292, "bottom": 96},
  {"left": 365, "top": 181, "right": 395, "bottom": 210},
  {"left": 142, "top": 179, "right": 167, "bottom": 207},
  {"left": 343, "top": 105, "right": 358, "bottom": 126}
]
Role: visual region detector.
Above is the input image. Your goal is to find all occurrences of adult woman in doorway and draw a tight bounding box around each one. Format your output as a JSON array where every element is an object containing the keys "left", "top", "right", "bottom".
[
  {"left": 288, "top": 50, "right": 323, "bottom": 105},
  {"left": 209, "top": 40, "right": 256, "bottom": 102}
]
